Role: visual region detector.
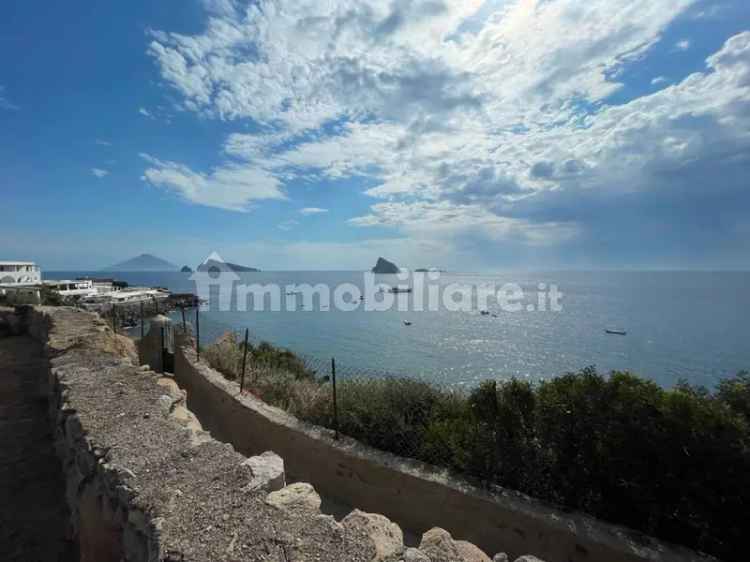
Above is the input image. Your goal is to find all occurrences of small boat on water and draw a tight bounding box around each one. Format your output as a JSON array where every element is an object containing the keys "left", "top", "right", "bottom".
[
  {"left": 480, "top": 310, "right": 490, "bottom": 316},
  {"left": 605, "top": 329, "right": 627, "bottom": 336},
  {"left": 389, "top": 287, "right": 413, "bottom": 294},
  {"left": 403, "top": 320, "right": 413, "bottom": 326}
]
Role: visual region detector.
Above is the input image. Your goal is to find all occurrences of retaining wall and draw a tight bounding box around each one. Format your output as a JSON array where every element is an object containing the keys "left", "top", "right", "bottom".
[
  {"left": 17, "top": 307, "right": 383, "bottom": 562},
  {"left": 172, "top": 328, "right": 710, "bottom": 562}
]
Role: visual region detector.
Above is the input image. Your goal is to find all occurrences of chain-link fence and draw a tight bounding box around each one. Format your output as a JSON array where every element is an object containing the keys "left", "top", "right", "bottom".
[
  {"left": 158, "top": 309, "right": 750, "bottom": 561},
  {"left": 170, "top": 311, "right": 487, "bottom": 477}
]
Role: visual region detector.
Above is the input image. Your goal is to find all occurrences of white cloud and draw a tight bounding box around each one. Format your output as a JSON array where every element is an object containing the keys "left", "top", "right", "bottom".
[
  {"left": 140, "top": 153, "right": 285, "bottom": 212},
  {"left": 278, "top": 219, "right": 299, "bottom": 231},
  {"left": 651, "top": 76, "right": 668, "bottom": 85},
  {"left": 145, "top": 1, "right": 750, "bottom": 264},
  {"left": 0, "top": 85, "right": 19, "bottom": 111},
  {"left": 299, "top": 207, "right": 328, "bottom": 215},
  {"left": 675, "top": 39, "right": 691, "bottom": 51},
  {"left": 139, "top": 107, "right": 154, "bottom": 118},
  {"left": 91, "top": 168, "right": 110, "bottom": 178},
  {"left": 95, "top": 139, "right": 112, "bottom": 146}
]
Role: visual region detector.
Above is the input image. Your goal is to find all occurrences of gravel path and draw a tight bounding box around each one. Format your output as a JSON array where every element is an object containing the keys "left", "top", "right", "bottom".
[{"left": 0, "top": 336, "right": 75, "bottom": 561}]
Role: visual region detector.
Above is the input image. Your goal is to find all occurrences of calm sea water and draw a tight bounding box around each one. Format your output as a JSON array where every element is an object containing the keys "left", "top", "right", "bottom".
[{"left": 50, "top": 270, "right": 749, "bottom": 388}]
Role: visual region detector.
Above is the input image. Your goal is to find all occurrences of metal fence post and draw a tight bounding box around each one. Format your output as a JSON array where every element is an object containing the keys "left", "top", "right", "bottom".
[
  {"left": 240, "top": 328, "right": 249, "bottom": 394},
  {"left": 160, "top": 326, "right": 165, "bottom": 373},
  {"left": 140, "top": 301, "right": 144, "bottom": 338},
  {"left": 195, "top": 306, "right": 200, "bottom": 361},
  {"left": 332, "top": 357, "right": 339, "bottom": 440},
  {"left": 112, "top": 304, "right": 117, "bottom": 334},
  {"left": 181, "top": 305, "right": 186, "bottom": 332}
]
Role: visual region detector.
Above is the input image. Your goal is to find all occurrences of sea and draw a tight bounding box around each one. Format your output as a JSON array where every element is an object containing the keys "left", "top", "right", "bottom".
[{"left": 49, "top": 270, "right": 749, "bottom": 389}]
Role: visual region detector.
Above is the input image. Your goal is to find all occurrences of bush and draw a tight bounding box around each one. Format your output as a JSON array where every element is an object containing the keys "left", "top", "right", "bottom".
[
  {"left": 40, "top": 285, "right": 64, "bottom": 306},
  {"left": 201, "top": 334, "right": 749, "bottom": 560}
]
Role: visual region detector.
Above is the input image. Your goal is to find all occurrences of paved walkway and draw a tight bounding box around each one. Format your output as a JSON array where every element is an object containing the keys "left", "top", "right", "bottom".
[{"left": 0, "top": 336, "right": 75, "bottom": 561}]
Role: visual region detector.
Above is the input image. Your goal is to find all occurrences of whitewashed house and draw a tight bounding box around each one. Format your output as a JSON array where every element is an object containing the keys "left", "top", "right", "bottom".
[
  {"left": 0, "top": 261, "right": 42, "bottom": 285},
  {"left": 0, "top": 261, "right": 43, "bottom": 304}
]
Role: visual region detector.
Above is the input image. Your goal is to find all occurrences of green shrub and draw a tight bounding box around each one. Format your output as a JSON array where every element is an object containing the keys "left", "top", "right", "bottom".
[
  {"left": 40, "top": 285, "right": 64, "bottom": 306},
  {"left": 717, "top": 370, "right": 750, "bottom": 421},
  {"left": 201, "top": 334, "right": 749, "bottom": 560}
]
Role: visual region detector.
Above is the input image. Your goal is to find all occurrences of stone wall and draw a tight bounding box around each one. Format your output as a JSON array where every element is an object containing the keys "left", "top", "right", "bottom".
[
  {"left": 20, "top": 308, "right": 375, "bottom": 561},
  {"left": 171, "top": 326, "right": 711, "bottom": 562},
  {"left": 17, "top": 306, "right": 522, "bottom": 562}
]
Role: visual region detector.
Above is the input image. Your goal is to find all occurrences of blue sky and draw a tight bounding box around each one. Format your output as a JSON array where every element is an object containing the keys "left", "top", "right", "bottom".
[{"left": 1, "top": 0, "right": 749, "bottom": 271}]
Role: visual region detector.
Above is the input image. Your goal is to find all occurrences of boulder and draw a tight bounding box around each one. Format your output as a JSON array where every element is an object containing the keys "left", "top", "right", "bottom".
[
  {"left": 266, "top": 482, "right": 321, "bottom": 512},
  {"left": 513, "top": 557, "right": 546, "bottom": 562},
  {"left": 156, "top": 377, "right": 184, "bottom": 402},
  {"left": 418, "top": 528, "right": 491, "bottom": 562},
  {"left": 170, "top": 405, "right": 203, "bottom": 433},
  {"left": 158, "top": 394, "right": 174, "bottom": 416},
  {"left": 492, "top": 554, "right": 509, "bottom": 562},
  {"left": 419, "top": 528, "right": 461, "bottom": 562},
  {"left": 455, "top": 540, "right": 491, "bottom": 562},
  {"left": 241, "top": 451, "right": 286, "bottom": 492},
  {"left": 343, "top": 509, "right": 404, "bottom": 562},
  {"left": 402, "top": 547, "right": 431, "bottom": 561}
]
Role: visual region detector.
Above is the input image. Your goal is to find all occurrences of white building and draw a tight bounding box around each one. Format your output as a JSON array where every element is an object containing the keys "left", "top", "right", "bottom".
[
  {"left": 82, "top": 287, "right": 169, "bottom": 305},
  {"left": 43, "top": 279, "right": 98, "bottom": 298},
  {"left": 75, "top": 277, "right": 121, "bottom": 294},
  {"left": 0, "top": 261, "right": 42, "bottom": 285}
]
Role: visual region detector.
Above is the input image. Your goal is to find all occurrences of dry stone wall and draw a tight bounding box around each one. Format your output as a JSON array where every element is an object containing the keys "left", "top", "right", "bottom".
[{"left": 16, "top": 306, "right": 515, "bottom": 562}]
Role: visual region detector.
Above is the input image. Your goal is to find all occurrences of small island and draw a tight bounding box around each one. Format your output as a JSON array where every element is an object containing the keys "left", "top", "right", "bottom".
[
  {"left": 197, "top": 259, "right": 260, "bottom": 273},
  {"left": 180, "top": 265, "right": 193, "bottom": 273},
  {"left": 371, "top": 257, "right": 400, "bottom": 274}
]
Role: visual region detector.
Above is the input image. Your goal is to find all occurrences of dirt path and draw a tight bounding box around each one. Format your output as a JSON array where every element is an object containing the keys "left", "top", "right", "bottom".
[{"left": 0, "top": 335, "right": 75, "bottom": 561}]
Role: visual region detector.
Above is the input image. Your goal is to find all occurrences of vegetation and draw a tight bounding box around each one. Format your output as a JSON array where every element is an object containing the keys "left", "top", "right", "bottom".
[
  {"left": 40, "top": 285, "right": 64, "bottom": 306},
  {"left": 204, "top": 333, "right": 749, "bottom": 560}
]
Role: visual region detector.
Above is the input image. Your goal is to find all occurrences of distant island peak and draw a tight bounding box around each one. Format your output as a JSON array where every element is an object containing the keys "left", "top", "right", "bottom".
[
  {"left": 103, "top": 253, "right": 177, "bottom": 272},
  {"left": 196, "top": 259, "right": 260, "bottom": 273},
  {"left": 371, "top": 257, "right": 400, "bottom": 274}
]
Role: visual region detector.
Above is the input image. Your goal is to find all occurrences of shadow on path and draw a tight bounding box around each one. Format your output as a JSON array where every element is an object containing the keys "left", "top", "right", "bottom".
[{"left": 0, "top": 335, "right": 76, "bottom": 561}]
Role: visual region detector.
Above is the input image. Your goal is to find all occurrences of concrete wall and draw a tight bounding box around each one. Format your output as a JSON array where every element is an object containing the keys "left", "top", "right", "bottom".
[
  {"left": 136, "top": 317, "right": 168, "bottom": 373},
  {"left": 172, "top": 330, "right": 709, "bottom": 562}
]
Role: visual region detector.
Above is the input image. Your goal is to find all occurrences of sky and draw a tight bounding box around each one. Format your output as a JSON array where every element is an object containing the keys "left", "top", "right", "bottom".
[{"left": 1, "top": 0, "right": 749, "bottom": 271}]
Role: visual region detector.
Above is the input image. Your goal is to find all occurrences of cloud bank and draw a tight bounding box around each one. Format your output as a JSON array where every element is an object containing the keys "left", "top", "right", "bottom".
[{"left": 143, "top": 0, "right": 750, "bottom": 267}]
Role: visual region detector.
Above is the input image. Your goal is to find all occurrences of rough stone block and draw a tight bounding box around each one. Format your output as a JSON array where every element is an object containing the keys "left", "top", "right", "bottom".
[
  {"left": 402, "top": 547, "right": 431, "bottom": 562},
  {"left": 455, "top": 540, "right": 491, "bottom": 562},
  {"left": 241, "top": 451, "right": 286, "bottom": 492},
  {"left": 419, "top": 528, "right": 491, "bottom": 562},
  {"left": 343, "top": 509, "right": 404, "bottom": 562},
  {"left": 266, "top": 482, "right": 322, "bottom": 512}
]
